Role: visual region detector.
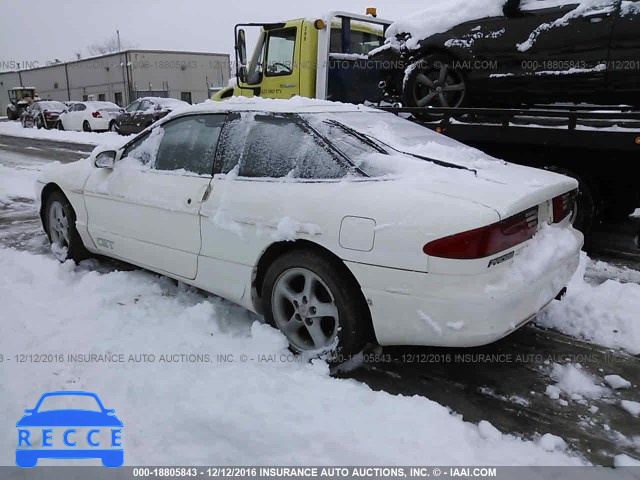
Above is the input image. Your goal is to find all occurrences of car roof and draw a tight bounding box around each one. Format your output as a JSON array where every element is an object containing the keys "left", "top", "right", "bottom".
[{"left": 165, "top": 96, "right": 378, "bottom": 118}]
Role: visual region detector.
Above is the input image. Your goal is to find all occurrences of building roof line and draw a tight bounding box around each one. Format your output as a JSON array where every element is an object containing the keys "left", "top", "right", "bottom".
[{"left": 0, "top": 49, "right": 230, "bottom": 74}]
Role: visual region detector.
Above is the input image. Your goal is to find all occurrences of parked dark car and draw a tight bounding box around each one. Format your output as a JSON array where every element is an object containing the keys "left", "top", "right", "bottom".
[
  {"left": 111, "top": 97, "right": 190, "bottom": 135},
  {"left": 375, "top": 0, "right": 640, "bottom": 109},
  {"left": 21, "top": 100, "right": 67, "bottom": 129}
]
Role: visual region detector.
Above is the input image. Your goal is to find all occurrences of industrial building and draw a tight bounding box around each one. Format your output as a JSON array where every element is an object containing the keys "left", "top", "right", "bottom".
[{"left": 0, "top": 49, "right": 231, "bottom": 109}]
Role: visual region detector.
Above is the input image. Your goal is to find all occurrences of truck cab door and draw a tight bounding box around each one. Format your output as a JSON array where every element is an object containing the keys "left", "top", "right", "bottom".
[{"left": 239, "top": 23, "right": 302, "bottom": 99}]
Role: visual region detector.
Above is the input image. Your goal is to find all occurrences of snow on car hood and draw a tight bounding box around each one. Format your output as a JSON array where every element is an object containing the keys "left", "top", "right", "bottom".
[
  {"left": 382, "top": 0, "right": 615, "bottom": 51},
  {"left": 314, "top": 111, "right": 577, "bottom": 219}
]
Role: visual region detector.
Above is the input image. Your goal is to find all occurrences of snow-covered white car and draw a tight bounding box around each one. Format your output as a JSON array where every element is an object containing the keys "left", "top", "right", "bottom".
[
  {"left": 57, "top": 101, "right": 123, "bottom": 132},
  {"left": 36, "top": 98, "right": 583, "bottom": 357}
]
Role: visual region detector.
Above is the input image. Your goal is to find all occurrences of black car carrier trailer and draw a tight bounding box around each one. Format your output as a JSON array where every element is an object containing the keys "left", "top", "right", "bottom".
[{"left": 379, "top": 105, "right": 640, "bottom": 238}]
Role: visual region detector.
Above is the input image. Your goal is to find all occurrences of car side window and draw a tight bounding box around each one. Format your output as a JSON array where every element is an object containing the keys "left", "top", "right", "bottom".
[
  {"left": 139, "top": 100, "right": 152, "bottom": 112},
  {"left": 125, "top": 101, "right": 140, "bottom": 112},
  {"left": 77, "top": 104, "right": 86, "bottom": 112},
  {"left": 215, "top": 113, "right": 349, "bottom": 179},
  {"left": 153, "top": 114, "right": 225, "bottom": 175},
  {"left": 153, "top": 114, "right": 226, "bottom": 175},
  {"left": 121, "top": 130, "right": 157, "bottom": 165}
]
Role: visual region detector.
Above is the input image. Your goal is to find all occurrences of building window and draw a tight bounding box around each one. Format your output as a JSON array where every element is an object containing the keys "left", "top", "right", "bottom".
[
  {"left": 180, "top": 92, "right": 192, "bottom": 104},
  {"left": 54, "top": 82, "right": 59, "bottom": 89},
  {"left": 114, "top": 92, "right": 123, "bottom": 107},
  {"left": 98, "top": 94, "right": 106, "bottom": 101},
  {"left": 82, "top": 94, "right": 88, "bottom": 101}
]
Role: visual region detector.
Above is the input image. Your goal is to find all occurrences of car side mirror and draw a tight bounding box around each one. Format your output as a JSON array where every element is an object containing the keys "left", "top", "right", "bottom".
[{"left": 95, "top": 150, "right": 117, "bottom": 169}]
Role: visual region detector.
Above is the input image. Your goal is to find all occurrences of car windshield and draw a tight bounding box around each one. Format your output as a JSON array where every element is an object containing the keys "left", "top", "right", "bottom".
[
  {"left": 37, "top": 394, "right": 102, "bottom": 412},
  {"left": 38, "top": 101, "right": 65, "bottom": 110},
  {"left": 302, "top": 111, "right": 496, "bottom": 177}
]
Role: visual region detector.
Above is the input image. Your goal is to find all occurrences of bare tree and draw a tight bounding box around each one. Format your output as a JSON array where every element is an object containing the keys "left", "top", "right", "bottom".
[{"left": 87, "top": 34, "right": 135, "bottom": 56}]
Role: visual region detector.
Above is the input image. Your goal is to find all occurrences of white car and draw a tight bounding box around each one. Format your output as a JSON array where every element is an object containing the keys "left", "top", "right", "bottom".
[
  {"left": 36, "top": 98, "right": 583, "bottom": 357},
  {"left": 57, "top": 101, "right": 123, "bottom": 132}
]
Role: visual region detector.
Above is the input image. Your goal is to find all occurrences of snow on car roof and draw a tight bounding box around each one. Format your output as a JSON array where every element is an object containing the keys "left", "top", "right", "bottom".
[{"left": 166, "top": 96, "right": 377, "bottom": 118}]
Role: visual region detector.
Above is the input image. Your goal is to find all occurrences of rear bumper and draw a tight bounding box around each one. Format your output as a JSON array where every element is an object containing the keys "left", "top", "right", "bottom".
[{"left": 347, "top": 227, "right": 583, "bottom": 347}]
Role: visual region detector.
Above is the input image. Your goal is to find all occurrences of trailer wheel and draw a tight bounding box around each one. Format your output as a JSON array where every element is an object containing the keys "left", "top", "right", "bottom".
[
  {"left": 403, "top": 54, "right": 467, "bottom": 118},
  {"left": 546, "top": 167, "right": 598, "bottom": 234}
]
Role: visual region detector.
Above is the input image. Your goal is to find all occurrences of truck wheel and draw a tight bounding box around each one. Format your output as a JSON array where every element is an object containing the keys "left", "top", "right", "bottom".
[
  {"left": 262, "top": 250, "right": 370, "bottom": 359},
  {"left": 403, "top": 54, "right": 467, "bottom": 116},
  {"left": 547, "top": 167, "right": 598, "bottom": 234}
]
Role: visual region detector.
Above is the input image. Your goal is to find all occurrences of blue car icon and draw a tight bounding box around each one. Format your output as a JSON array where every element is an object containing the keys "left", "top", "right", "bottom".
[{"left": 16, "top": 391, "right": 123, "bottom": 468}]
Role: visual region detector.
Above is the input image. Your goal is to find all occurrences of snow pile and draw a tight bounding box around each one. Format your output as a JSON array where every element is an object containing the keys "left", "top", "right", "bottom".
[
  {"left": 604, "top": 375, "right": 631, "bottom": 390},
  {"left": 536, "top": 433, "right": 567, "bottom": 453},
  {"left": 486, "top": 224, "right": 580, "bottom": 300},
  {"left": 615, "top": 454, "right": 640, "bottom": 467},
  {"left": 0, "top": 121, "right": 133, "bottom": 146},
  {"left": 383, "top": 0, "right": 505, "bottom": 51},
  {"left": 0, "top": 247, "right": 586, "bottom": 466},
  {"left": 538, "top": 253, "right": 640, "bottom": 355},
  {"left": 621, "top": 400, "right": 640, "bottom": 417},
  {"left": 544, "top": 363, "right": 605, "bottom": 401},
  {"left": 0, "top": 163, "right": 41, "bottom": 201}
]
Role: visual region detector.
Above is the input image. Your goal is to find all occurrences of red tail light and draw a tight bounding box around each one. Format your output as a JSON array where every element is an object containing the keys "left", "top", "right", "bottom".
[
  {"left": 552, "top": 190, "right": 577, "bottom": 223},
  {"left": 423, "top": 208, "right": 538, "bottom": 259},
  {"left": 92, "top": 111, "right": 102, "bottom": 118}
]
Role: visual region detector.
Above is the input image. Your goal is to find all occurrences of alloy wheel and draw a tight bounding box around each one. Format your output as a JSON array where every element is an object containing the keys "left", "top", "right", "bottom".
[
  {"left": 271, "top": 267, "right": 340, "bottom": 352},
  {"left": 411, "top": 61, "right": 466, "bottom": 108},
  {"left": 48, "top": 200, "right": 69, "bottom": 261}
]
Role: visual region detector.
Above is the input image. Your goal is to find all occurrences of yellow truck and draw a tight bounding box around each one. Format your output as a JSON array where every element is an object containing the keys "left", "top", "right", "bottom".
[{"left": 213, "top": 10, "right": 393, "bottom": 104}]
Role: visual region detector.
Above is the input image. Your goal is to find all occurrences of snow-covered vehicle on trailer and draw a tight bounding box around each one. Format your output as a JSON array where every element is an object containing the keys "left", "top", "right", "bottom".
[
  {"left": 213, "top": 6, "right": 640, "bottom": 234},
  {"left": 6, "top": 87, "right": 37, "bottom": 120}
]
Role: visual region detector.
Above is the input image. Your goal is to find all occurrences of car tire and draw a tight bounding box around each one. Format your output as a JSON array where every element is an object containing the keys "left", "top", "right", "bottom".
[
  {"left": 82, "top": 120, "right": 92, "bottom": 132},
  {"left": 403, "top": 54, "right": 467, "bottom": 118},
  {"left": 262, "top": 249, "right": 370, "bottom": 359},
  {"left": 44, "top": 190, "right": 90, "bottom": 263},
  {"left": 109, "top": 121, "right": 118, "bottom": 133},
  {"left": 35, "top": 116, "right": 44, "bottom": 129},
  {"left": 6, "top": 107, "right": 16, "bottom": 121}
]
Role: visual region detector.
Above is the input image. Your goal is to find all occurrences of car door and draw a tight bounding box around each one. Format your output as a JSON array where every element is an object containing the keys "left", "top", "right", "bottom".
[
  {"left": 119, "top": 100, "right": 140, "bottom": 133},
  {"left": 83, "top": 113, "right": 226, "bottom": 279},
  {"left": 71, "top": 103, "right": 87, "bottom": 130},
  {"left": 133, "top": 99, "right": 155, "bottom": 132},
  {"left": 197, "top": 112, "right": 349, "bottom": 303},
  {"left": 607, "top": 0, "right": 640, "bottom": 101},
  {"left": 476, "top": 0, "right": 616, "bottom": 102}
]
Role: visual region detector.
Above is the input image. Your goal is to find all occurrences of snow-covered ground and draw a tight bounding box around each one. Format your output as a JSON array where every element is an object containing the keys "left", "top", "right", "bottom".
[
  {"left": 0, "top": 120, "right": 133, "bottom": 146},
  {"left": 1, "top": 146, "right": 639, "bottom": 466},
  {"left": 539, "top": 253, "right": 640, "bottom": 355},
  {"left": 0, "top": 247, "right": 587, "bottom": 466}
]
